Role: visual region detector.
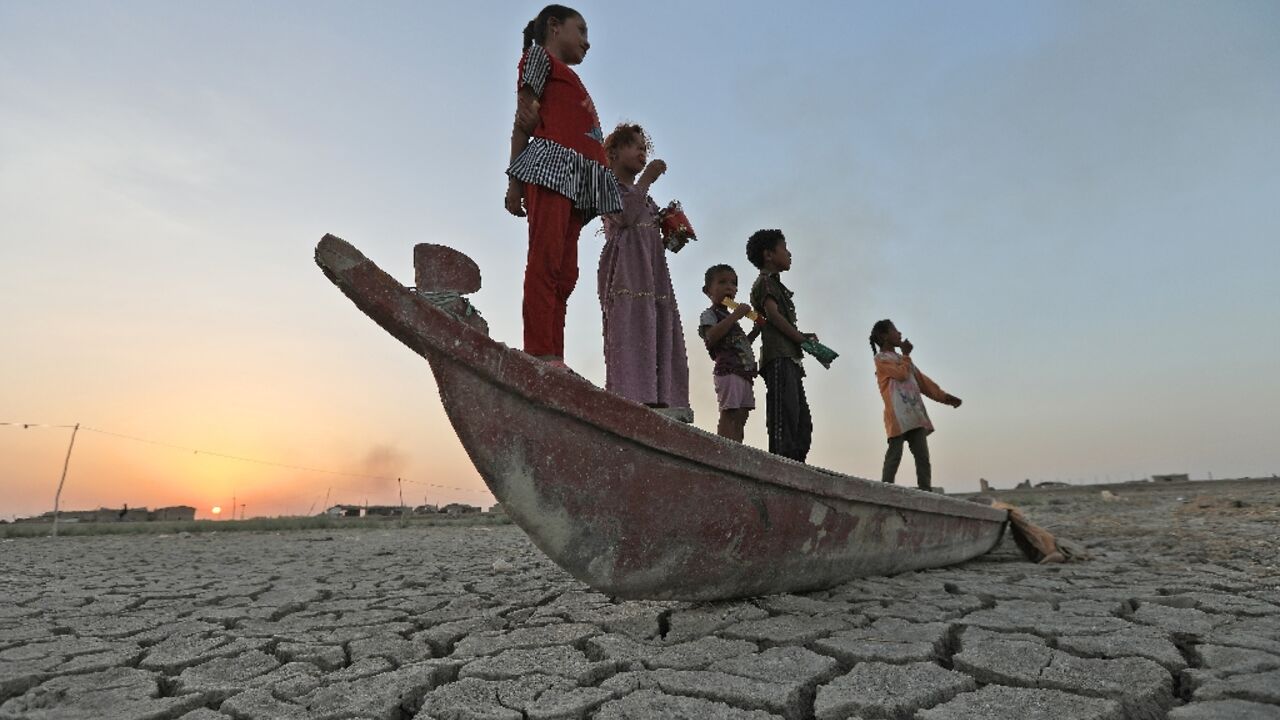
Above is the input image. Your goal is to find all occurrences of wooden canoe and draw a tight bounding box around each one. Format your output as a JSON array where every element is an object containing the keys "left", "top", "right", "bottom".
[{"left": 315, "top": 234, "right": 1007, "bottom": 601}]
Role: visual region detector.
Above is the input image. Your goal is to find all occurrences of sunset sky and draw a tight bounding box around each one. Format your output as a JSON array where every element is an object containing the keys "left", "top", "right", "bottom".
[{"left": 2, "top": 1, "right": 1277, "bottom": 521}]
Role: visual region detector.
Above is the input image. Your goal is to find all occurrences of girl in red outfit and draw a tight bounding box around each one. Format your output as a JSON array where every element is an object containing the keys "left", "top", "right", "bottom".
[{"left": 506, "top": 5, "right": 622, "bottom": 368}]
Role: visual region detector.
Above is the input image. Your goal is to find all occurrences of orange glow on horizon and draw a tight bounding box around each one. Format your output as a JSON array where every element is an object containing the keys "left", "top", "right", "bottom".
[{"left": 1, "top": 413, "right": 495, "bottom": 520}]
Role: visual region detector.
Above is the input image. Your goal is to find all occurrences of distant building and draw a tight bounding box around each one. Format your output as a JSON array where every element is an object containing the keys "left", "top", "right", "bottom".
[
  {"left": 1035, "top": 481, "right": 1070, "bottom": 489},
  {"left": 325, "top": 504, "right": 364, "bottom": 518},
  {"left": 413, "top": 504, "right": 440, "bottom": 515},
  {"left": 364, "top": 505, "right": 402, "bottom": 517},
  {"left": 151, "top": 506, "right": 196, "bottom": 522},
  {"left": 441, "top": 503, "right": 480, "bottom": 515},
  {"left": 488, "top": 503, "right": 505, "bottom": 515},
  {"left": 111, "top": 505, "right": 149, "bottom": 523},
  {"left": 1151, "top": 473, "right": 1190, "bottom": 483}
]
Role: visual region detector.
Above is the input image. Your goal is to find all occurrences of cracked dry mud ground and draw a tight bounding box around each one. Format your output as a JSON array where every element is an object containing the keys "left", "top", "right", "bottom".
[{"left": 2, "top": 480, "right": 1278, "bottom": 720}]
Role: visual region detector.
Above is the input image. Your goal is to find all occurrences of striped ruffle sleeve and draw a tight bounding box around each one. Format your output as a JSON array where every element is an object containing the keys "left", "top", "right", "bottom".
[
  {"left": 508, "top": 138, "right": 623, "bottom": 223},
  {"left": 519, "top": 44, "right": 551, "bottom": 97}
]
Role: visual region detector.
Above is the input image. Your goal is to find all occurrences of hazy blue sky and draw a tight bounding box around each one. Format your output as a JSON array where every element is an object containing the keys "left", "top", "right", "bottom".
[{"left": 2, "top": 1, "right": 1277, "bottom": 519}]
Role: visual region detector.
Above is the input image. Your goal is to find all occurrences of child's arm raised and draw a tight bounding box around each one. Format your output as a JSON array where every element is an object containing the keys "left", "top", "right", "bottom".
[
  {"left": 636, "top": 159, "right": 667, "bottom": 193},
  {"left": 874, "top": 352, "right": 913, "bottom": 381},
  {"left": 703, "top": 303, "right": 752, "bottom": 348},
  {"left": 762, "top": 297, "right": 815, "bottom": 345}
]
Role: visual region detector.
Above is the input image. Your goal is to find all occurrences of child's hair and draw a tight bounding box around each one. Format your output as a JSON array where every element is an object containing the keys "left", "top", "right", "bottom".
[
  {"left": 703, "top": 264, "right": 736, "bottom": 291},
  {"left": 745, "top": 229, "right": 785, "bottom": 269},
  {"left": 603, "top": 122, "right": 653, "bottom": 162},
  {"left": 523, "top": 5, "right": 581, "bottom": 50},
  {"left": 869, "top": 319, "right": 895, "bottom": 354}
]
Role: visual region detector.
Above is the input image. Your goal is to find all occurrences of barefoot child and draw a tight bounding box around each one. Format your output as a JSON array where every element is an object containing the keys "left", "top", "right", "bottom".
[
  {"left": 747, "top": 229, "right": 819, "bottom": 462},
  {"left": 868, "top": 319, "right": 962, "bottom": 491},
  {"left": 506, "top": 5, "right": 621, "bottom": 369},
  {"left": 598, "top": 123, "right": 691, "bottom": 419},
  {"left": 698, "top": 265, "right": 762, "bottom": 441}
]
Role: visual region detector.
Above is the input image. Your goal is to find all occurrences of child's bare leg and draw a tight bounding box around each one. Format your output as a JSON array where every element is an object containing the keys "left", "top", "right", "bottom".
[
  {"left": 732, "top": 408, "right": 750, "bottom": 441},
  {"left": 716, "top": 410, "right": 737, "bottom": 441},
  {"left": 717, "top": 408, "right": 749, "bottom": 442}
]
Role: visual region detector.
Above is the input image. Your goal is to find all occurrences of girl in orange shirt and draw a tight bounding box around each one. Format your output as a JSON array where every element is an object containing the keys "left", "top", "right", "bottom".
[{"left": 869, "top": 319, "right": 962, "bottom": 491}]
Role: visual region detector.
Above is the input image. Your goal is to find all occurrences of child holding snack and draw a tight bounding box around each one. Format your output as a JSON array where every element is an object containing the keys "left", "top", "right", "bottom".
[
  {"left": 868, "top": 319, "right": 962, "bottom": 491},
  {"left": 506, "top": 5, "right": 621, "bottom": 369},
  {"left": 747, "top": 229, "right": 818, "bottom": 462},
  {"left": 698, "top": 265, "right": 762, "bottom": 441},
  {"left": 598, "top": 122, "right": 690, "bottom": 420}
]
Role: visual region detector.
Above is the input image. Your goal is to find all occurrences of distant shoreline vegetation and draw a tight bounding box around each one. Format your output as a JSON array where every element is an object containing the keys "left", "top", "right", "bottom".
[{"left": 0, "top": 513, "right": 512, "bottom": 539}]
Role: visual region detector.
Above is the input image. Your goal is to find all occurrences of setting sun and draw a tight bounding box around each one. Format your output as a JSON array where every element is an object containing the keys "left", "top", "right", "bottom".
[{"left": 211, "top": 506, "right": 221, "bottom": 516}]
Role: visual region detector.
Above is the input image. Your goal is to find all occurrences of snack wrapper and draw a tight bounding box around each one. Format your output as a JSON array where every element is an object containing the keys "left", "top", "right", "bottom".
[
  {"left": 801, "top": 339, "right": 839, "bottom": 369},
  {"left": 657, "top": 200, "right": 696, "bottom": 253}
]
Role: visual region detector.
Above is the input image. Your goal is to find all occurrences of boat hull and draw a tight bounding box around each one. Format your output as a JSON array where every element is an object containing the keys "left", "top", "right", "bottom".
[{"left": 316, "top": 235, "right": 1007, "bottom": 600}]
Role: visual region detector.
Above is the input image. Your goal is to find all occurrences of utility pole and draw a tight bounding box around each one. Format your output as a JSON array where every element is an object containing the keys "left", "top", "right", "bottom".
[
  {"left": 231, "top": 494, "right": 236, "bottom": 522},
  {"left": 51, "top": 423, "right": 81, "bottom": 537},
  {"left": 240, "top": 503, "right": 246, "bottom": 521}
]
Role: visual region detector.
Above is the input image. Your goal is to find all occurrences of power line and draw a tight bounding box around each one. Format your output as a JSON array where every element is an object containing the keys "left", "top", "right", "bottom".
[
  {"left": 80, "top": 426, "right": 392, "bottom": 481},
  {"left": 2, "top": 421, "right": 490, "bottom": 496}
]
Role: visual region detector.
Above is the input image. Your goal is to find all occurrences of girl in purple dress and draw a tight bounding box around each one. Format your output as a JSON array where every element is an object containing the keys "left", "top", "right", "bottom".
[{"left": 598, "top": 123, "right": 691, "bottom": 420}]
